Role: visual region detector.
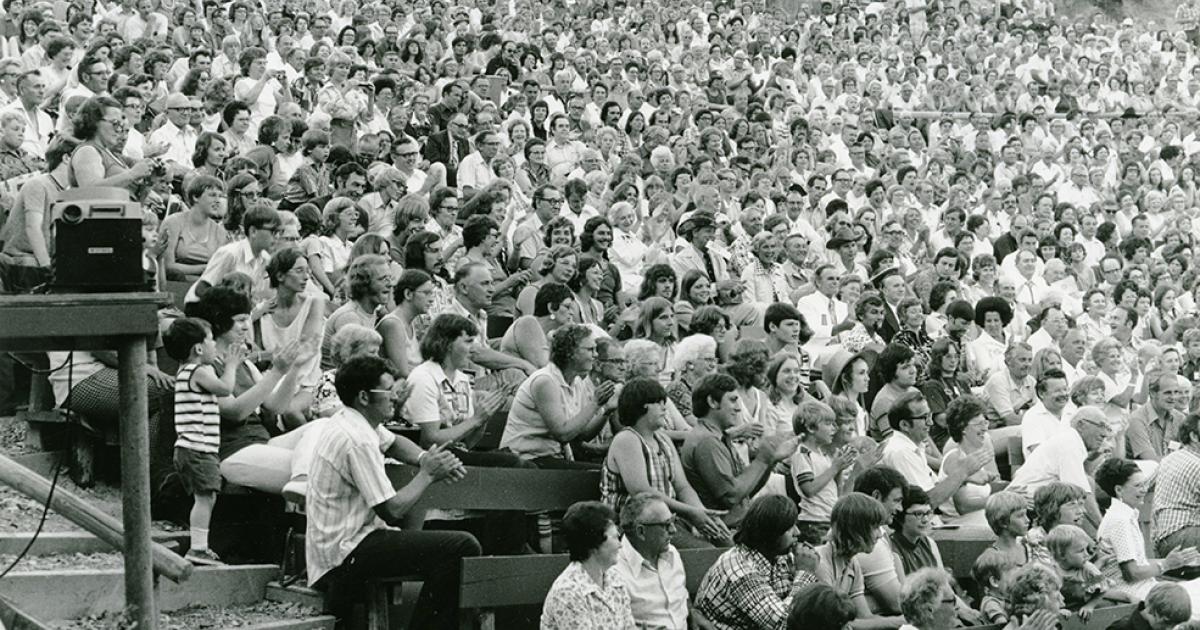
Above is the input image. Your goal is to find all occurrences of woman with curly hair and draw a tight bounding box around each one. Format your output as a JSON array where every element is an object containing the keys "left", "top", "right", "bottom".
[
  {"left": 966, "top": 296, "right": 1014, "bottom": 379},
  {"left": 501, "top": 324, "right": 617, "bottom": 468},
  {"left": 937, "top": 394, "right": 1000, "bottom": 524}
]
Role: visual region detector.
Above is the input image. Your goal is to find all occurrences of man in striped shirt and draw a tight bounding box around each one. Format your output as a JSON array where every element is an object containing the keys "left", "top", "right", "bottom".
[{"left": 307, "top": 355, "right": 480, "bottom": 629}]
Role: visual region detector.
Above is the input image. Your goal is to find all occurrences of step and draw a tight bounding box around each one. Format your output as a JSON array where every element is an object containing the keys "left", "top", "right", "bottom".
[
  {"left": 0, "top": 563, "right": 279, "bottom": 620},
  {"left": 0, "top": 531, "right": 188, "bottom": 556},
  {"left": 52, "top": 602, "right": 334, "bottom": 630},
  {"left": 265, "top": 581, "right": 325, "bottom": 609}
]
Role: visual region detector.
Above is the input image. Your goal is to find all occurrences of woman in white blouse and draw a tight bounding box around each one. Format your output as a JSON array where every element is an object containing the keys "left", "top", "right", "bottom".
[
  {"left": 607, "top": 201, "right": 649, "bottom": 292},
  {"left": 1096, "top": 457, "right": 1200, "bottom": 601},
  {"left": 966, "top": 296, "right": 1014, "bottom": 382}
]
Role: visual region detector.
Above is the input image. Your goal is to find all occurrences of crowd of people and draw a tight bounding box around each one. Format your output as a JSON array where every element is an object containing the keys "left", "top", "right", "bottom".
[{"left": 10, "top": 0, "right": 1200, "bottom": 626}]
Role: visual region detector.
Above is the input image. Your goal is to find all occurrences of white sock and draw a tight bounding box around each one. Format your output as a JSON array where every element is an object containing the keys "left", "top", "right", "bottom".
[{"left": 191, "top": 528, "right": 209, "bottom": 551}]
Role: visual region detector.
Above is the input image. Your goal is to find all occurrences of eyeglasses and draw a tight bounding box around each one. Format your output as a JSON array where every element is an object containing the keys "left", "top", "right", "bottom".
[
  {"left": 368, "top": 388, "right": 399, "bottom": 400},
  {"left": 638, "top": 517, "right": 677, "bottom": 530},
  {"left": 101, "top": 117, "right": 126, "bottom": 128},
  {"left": 906, "top": 508, "right": 934, "bottom": 519},
  {"left": 539, "top": 196, "right": 564, "bottom": 204}
]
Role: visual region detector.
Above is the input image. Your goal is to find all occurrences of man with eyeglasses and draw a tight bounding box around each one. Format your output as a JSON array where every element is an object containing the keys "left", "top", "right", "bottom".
[
  {"left": 510, "top": 184, "right": 562, "bottom": 270},
  {"left": 422, "top": 112, "right": 471, "bottom": 189},
  {"left": 819, "top": 168, "right": 853, "bottom": 213},
  {"left": 880, "top": 390, "right": 991, "bottom": 513},
  {"left": 146, "top": 93, "right": 199, "bottom": 168},
  {"left": 1011, "top": 405, "right": 1111, "bottom": 532},
  {"left": 611, "top": 493, "right": 689, "bottom": 630},
  {"left": 306, "top": 355, "right": 479, "bottom": 630},
  {"left": 57, "top": 54, "right": 109, "bottom": 133}
]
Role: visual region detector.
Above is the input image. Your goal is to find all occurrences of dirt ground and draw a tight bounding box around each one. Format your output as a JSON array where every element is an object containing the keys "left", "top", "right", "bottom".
[{"left": 49, "top": 602, "right": 325, "bottom": 630}]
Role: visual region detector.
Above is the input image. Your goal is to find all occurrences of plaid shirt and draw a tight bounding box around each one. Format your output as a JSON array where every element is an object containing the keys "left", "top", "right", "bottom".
[
  {"left": 1152, "top": 447, "right": 1200, "bottom": 547},
  {"left": 694, "top": 545, "right": 818, "bottom": 630}
]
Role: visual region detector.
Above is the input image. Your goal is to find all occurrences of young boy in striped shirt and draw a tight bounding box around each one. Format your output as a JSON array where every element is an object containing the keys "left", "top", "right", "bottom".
[{"left": 164, "top": 317, "right": 243, "bottom": 565}]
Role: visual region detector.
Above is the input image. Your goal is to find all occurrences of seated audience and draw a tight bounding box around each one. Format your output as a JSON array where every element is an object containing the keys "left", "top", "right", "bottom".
[
  {"left": 985, "top": 491, "right": 1053, "bottom": 568},
  {"left": 681, "top": 372, "right": 796, "bottom": 527},
  {"left": 601, "top": 377, "right": 730, "bottom": 547},
  {"left": 306, "top": 355, "right": 480, "bottom": 630},
  {"left": 897, "top": 568, "right": 958, "bottom": 630},
  {"left": 1153, "top": 412, "right": 1200, "bottom": 556},
  {"left": 812, "top": 492, "right": 905, "bottom": 628},
  {"left": 501, "top": 324, "right": 615, "bottom": 467},
  {"left": 786, "top": 584, "right": 857, "bottom": 630},
  {"left": 1106, "top": 582, "right": 1192, "bottom": 630},
  {"left": 1096, "top": 457, "right": 1200, "bottom": 600},
  {"left": 1044, "top": 523, "right": 1131, "bottom": 612},
  {"left": 880, "top": 390, "right": 991, "bottom": 513},
  {"left": 693, "top": 495, "right": 820, "bottom": 629},
  {"left": 1010, "top": 406, "right": 1111, "bottom": 532},
  {"left": 937, "top": 394, "right": 1000, "bottom": 523},
  {"left": 540, "top": 501, "right": 635, "bottom": 630},
  {"left": 1001, "top": 563, "right": 1064, "bottom": 630},
  {"left": 612, "top": 493, "right": 690, "bottom": 630}
]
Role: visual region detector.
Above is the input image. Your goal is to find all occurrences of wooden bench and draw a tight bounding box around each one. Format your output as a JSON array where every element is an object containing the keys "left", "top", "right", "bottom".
[
  {"left": 458, "top": 547, "right": 726, "bottom": 630},
  {"left": 971, "top": 603, "right": 1136, "bottom": 630},
  {"left": 385, "top": 464, "right": 601, "bottom": 512},
  {"left": 16, "top": 369, "right": 114, "bottom": 488},
  {"left": 932, "top": 526, "right": 996, "bottom": 582},
  {"left": 362, "top": 464, "right": 603, "bottom": 629}
]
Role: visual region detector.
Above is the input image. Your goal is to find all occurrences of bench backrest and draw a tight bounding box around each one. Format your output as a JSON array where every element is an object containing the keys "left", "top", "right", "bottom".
[
  {"left": 459, "top": 547, "right": 727, "bottom": 609},
  {"left": 931, "top": 527, "right": 997, "bottom": 581},
  {"left": 386, "top": 465, "right": 600, "bottom": 511}
]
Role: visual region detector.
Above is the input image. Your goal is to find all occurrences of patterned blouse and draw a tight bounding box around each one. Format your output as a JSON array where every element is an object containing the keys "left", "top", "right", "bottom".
[{"left": 540, "top": 562, "right": 636, "bottom": 630}]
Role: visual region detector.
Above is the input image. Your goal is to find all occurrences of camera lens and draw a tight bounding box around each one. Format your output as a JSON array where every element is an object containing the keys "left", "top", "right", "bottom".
[{"left": 61, "top": 205, "right": 84, "bottom": 224}]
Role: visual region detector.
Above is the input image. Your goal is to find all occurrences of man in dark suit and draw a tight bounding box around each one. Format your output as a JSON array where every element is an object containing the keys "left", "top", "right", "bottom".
[
  {"left": 872, "top": 266, "right": 905, "bottom": 343},
  {"left": 422, "top": 113, "right": 472, "bottom": 189},
  {"left": 992, "top": 212, "right": 1028, "bottom": 265},
  {"left": 427, "top": 81, "right": 467, "bottom": 132}
]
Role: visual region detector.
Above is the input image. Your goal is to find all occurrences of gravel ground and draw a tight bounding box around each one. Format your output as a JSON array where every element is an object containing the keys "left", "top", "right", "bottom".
[
  {"left": 51, "top": 601, "right": 325, "bottom": 630},
  {"left": 0, "top": 415, "right": 30, "bottom": 454},
  {"left": 0, "top": 551, "right": 124, "bottom": 572},
  {"left": 0, "top": 421, "right": 183, "bottom": 534}
]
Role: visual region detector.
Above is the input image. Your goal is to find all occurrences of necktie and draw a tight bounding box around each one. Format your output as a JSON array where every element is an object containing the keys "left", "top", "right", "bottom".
[
  {"left": 449, "top": 133, "right": 459, "bottom": 169},
  {"left": 828, "top": 298, "right": 837, "bottom": 326}
]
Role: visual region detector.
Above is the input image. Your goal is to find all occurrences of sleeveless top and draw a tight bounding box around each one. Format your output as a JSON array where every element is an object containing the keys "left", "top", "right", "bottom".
[
  {"left": 257, "top": 294, "right": 324, "bottom": 388},
  {"left": 601, "top": 429, "right": 678, "bottom": 516},
  {"left": 376, "top": 312, "right": 422, "bottom": 369},
  {"left": 68, "top": 141, "right": 129, "bottom": 188},
  {"left": 173, "top": 362, "right": 220, "bottom": 454}
]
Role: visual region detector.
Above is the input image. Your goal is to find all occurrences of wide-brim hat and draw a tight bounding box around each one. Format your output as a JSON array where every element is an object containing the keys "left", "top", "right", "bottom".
[{"left": 826, "top": 227, "right": 859, "bottom": 250}]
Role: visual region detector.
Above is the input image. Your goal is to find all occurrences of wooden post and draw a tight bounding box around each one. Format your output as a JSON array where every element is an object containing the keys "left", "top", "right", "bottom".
[{"left": 118, "top": 336, "right": 156, "bottom": 630}]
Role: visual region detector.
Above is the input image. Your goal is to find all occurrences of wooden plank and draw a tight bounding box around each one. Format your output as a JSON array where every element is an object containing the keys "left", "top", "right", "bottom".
[
  {"left": 386, "top": 465, "right": 600, "bottom": 512},
  {"left": 0, "top": 293, "right": 166, "bottom": 346},
  {"left": 1060, "top": 604, "right": 1136, "bottom": 630},
  {"left": 932, "top": 527, "right": 996, "bottom": 580},
  {"left": 0, "top": 593, "right": 52, "bottom": 630},
  {"left": 459, "top": 547, "right": 726, "bottom": 609}
]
